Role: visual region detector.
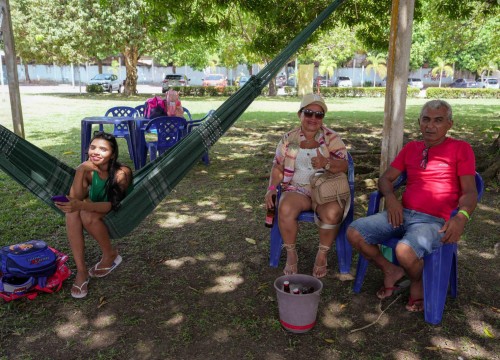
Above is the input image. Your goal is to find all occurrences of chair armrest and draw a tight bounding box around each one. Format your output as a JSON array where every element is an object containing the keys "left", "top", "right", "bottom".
[
  {"left": 186, "top": 109, "right": 215, "bottom": 133},
  {"left": 366, "top": 172, "right": 407, "bottom": 216}
]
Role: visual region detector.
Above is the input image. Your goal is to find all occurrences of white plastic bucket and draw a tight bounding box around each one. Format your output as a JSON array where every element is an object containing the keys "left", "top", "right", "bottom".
[{"left": 274, "top": 274, "right": 323, "bottom": 333}]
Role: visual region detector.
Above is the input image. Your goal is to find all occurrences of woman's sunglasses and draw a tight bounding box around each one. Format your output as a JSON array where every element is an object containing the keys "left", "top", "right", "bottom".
[{"left": 301, "top": 109, "right": 325, "bottom": 120}]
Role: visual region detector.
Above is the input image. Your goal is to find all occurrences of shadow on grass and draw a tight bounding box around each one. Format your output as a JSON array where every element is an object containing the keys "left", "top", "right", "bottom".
[{"left": 1, "top": 106, "right": 498, "bottom": 359}]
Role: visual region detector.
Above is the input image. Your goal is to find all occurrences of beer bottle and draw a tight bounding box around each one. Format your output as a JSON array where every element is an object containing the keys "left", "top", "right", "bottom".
[
  {"left": 283, "top": 281, "right": 290, "bottom": 293},
  {"left": 292, "top": 288, "right": 301, "bottom": 295},
  {"left": 264, "top": 195, "right": 277, "bottom": 228}
]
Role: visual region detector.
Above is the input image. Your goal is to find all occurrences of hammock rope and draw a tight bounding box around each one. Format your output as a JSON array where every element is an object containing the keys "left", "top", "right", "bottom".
[{"left": 0, "top": 0, "right": 347, "bottom": 238}]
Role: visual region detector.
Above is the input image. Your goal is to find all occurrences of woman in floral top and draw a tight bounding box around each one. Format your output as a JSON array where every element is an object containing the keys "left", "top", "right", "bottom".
[{"left": 264, "top": 94, "right": 349, "bottom": 278}]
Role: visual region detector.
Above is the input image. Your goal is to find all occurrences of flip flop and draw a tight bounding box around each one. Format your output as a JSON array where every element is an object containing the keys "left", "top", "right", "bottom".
[
  {"left": 406, "top": 296, "right": 424, "bottom": 312},
  {"left": 88, "top": 255, "right": 123, "bottom": 278},
  {"left": 376, "top": 279, "right": 410, "bottom": 299},
  {"left": 71, "top": 278, "right": 89, "bottom": 299}
]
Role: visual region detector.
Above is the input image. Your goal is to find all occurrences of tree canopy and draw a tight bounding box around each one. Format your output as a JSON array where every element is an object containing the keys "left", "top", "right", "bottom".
[{"left": 5, "top": 0, "right": 499, "bottom": 94}]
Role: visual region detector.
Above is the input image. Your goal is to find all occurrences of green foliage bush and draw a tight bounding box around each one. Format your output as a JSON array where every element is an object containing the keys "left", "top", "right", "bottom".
[
  {"left": 319, "top": 86, "right": 420, "bottom": 98},
  {"left": 426, "top": 87, "right": 500, "bottom": 99},
  {"left": 86, "top": 84, "right": 104, "bottom": 93}
]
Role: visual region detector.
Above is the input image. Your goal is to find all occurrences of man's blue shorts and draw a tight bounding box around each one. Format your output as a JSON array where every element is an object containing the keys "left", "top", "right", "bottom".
[{"left": 349, "top": 209, "right": 446, "bottom": 259}]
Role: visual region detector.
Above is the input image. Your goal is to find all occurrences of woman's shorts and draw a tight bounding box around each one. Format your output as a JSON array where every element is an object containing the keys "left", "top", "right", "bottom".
[
  {"left": 349, "top": 209, "right": 446, "bottom": 259},
  {"left": 283, "top": 183, "right": 311, "bottom": 198}
]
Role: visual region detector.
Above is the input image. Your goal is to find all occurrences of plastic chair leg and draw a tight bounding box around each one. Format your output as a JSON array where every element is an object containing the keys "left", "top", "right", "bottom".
[
  {"left": 353, "top": 254, "right": 369, "bottom": 293},
  {"left": 148, "top": 144, "right": 158, "bottom": 161},
  {"left": 269, "top": 221, "right": 283, "bottom": 267},
  {"left": 423, "top": 244, "right": 457, "bottom": 325},
  {"left": 122, "top": 134, "right": 134, "bottom": 163},
  {"left": 202, "top": 152, "right": 210, "bottom": 165},
  {"left": 335, "top": 223, "right": 353, "bottom": 274}
]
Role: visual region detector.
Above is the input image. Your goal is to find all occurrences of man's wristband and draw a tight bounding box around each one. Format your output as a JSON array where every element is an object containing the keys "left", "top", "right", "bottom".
[
  {"left": 267, "top": 185, "right": 276, "bottom": 191},
  {"left": 458, "top": 209, "right": 471, "bottom": 221}
]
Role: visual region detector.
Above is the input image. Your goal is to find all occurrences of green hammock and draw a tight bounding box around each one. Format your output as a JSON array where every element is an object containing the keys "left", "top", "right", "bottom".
[{"left": 0, "top": 0, "right": 347, "bottom": 239}]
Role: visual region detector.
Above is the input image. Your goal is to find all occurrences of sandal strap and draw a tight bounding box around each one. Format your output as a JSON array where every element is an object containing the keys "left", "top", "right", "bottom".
[
  {"left": 282, "top": 243, "right": 296, "bottom": 252},
  {"left": 318, "top": 244, "right": 330, "bottom": 253}
]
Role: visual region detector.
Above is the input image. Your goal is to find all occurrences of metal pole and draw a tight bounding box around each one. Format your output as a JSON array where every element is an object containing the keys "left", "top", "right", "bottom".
[{"left": 1, "top": 0, "right": 24, "bottom": 137}]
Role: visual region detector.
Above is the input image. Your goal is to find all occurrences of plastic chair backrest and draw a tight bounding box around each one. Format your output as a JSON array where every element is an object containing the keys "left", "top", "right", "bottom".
[
  {"left": 134, "top": 104, "right": 145, "bottom": 118},
  {"left": 104, "top": 106, "right": 138, "bottom": 135},
  {"left": 145, "top": 116, "right": 186, "bottom": 154},
  {"left": 182, "top": 107, "right": 193, "bottom": 121},
  {"left": 368, "top": 171, "right": 483, "bottom": 216}
]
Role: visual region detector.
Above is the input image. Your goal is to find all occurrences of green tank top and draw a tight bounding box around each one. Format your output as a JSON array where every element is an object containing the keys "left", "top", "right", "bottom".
[{"left": 89, "top": 171, "right": 108, "bottom": 202}]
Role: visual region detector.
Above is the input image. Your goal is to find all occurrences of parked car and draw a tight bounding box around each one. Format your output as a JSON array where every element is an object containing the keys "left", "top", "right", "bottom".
[
  {"left": 476, "top": 77, "right": 499, "bottom": 89},
  {"left": 315, "top": 76, "right": 332, "bottom": 87},
  {"left": 161, "top": 74, "right": 189, "bottom": 93},
  {"left": 88, "top": 73, "right": 121, "bottom": 93},
  {"left": 335, "top": 76, "right": 352, "bottom": 87},
  {"left": 202, "top": 74, "right": 227, "bottom": 88},
  {"left": 407, "top": 78, "right": 424, "bottom": 90},
  {"left": 238, "top": 76, "right": 249, "bottom": 88},
  {"left": 449, "top": 78, "right": 478, "bottom": 88}
]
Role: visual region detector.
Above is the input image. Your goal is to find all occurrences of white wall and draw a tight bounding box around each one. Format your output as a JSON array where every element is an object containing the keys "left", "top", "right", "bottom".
[{"left": 7, "top": 62, "right": 479, "bottom": 87}]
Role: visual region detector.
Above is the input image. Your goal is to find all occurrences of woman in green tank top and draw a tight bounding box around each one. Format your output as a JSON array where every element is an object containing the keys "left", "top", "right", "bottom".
[{"left": 54, "top": 132, "right": 133, "bottom": 299}]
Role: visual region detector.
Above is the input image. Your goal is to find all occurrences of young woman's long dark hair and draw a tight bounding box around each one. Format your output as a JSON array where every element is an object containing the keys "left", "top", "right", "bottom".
[{"left": 90, "top": 131, "right": 132, "bottom": 210}]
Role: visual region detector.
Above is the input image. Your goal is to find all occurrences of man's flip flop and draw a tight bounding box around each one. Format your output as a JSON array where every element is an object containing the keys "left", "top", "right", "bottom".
[
  {"left": 88, "top": 255, "right": 123, "bottom": 278},
  {"left": 376, "top": 279, "right": 410, "bottom": 299}
]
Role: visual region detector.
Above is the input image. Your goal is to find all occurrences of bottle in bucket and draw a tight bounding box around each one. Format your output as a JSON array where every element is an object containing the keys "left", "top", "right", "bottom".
[
  {"left": 265, "top": 195, "right": 276, "bottom": 228},
  {"left": 292, "top": 288, "right": 300, "bottom": 295},
  {"left": 283, "top": 281, "right": 290, "bottom": 293}
]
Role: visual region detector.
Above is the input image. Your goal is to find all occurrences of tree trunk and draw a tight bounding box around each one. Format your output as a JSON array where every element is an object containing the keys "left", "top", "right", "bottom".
[
  {"left": 123, "top": 46, "right": 139, "bottom": 96},
  {"left": 481, "top": 133, "right": 500, "bottom": 181},
  {"left": 23, "top": 63, "right": 31, "bottom": 83},
  {"left": 268, "top": 76, "right": 277, "bottom": 96},
  {"left": 97, "top": 59, "right": 103, "bottom": 74}
]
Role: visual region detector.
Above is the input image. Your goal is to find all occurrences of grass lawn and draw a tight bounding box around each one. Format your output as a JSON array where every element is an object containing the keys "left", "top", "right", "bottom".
[{"left": 0, "top": 91, "right": 499, "bottom": 359}]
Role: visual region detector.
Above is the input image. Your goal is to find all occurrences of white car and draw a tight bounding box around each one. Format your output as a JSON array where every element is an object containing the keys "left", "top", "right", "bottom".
[
  {"left": 476, "top": 77, "right": 499, "bottom": 89},
  {"left": 88, "top": 73, "right": 121, "bottom": 93},
  {"left": 408, "top": 78, "right": 424, "bottom": 90},
  {"left": 335, "top": 76, "right": 352, "bottom": 87}
]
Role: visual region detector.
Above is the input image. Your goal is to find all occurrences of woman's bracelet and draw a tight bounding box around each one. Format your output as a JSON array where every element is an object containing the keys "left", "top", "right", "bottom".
[
  {"left": 458, "top": 209, "right": 471, "bottom": 221},
  {"left": 267, "top": 185, "right": 276, "bottom": 191}
]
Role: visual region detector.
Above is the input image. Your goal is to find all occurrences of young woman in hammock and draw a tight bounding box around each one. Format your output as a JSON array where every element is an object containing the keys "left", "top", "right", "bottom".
[{"left": 54, "top": 131, "right": 133, "bottom": 298}]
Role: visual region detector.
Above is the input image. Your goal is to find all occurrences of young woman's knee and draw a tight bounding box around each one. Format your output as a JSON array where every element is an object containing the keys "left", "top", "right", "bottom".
[{"left": 80, "top": 210, "right": 103, "bottom": 228}]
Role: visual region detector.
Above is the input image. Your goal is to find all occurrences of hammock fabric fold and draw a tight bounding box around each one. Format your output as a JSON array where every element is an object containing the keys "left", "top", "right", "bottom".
[{"left": 0, "top": 0, "right": 347, "bottom": 239}]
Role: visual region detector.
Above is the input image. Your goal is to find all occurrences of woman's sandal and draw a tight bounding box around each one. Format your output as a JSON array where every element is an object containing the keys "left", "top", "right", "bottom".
[
  {"left": 282, "top": 243, "right": 298, "bottom": 275},
  {"left": 406, "top": 296, "right": 424, "bottom": 312},
  {"left": 71, "top": 278, "right": 89, "bottom": 299},
  {"left": 312, "top": 244, "right": 330, "bottom": 278}
]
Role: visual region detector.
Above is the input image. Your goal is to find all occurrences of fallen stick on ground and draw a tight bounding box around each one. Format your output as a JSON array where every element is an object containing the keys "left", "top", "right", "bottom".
[{"left": 350, "top": 294, "right": 402, "bottom": 333}]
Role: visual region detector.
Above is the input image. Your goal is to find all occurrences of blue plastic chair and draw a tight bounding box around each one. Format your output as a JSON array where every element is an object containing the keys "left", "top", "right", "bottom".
[
  {"left": 101, "top": 106, "right": 138, "bottom": 160},
  {"left": 144, "top": 116, "right": 186, "bottom": 161},
  {"left": 134, "top": 104, "right": 145, "bottom": 118},
  {"left": 352, "top": 172, "right": 485, "bottom": 325},
  {"left": 269, "top": 153, "right": 355, "bottom": 275}
]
